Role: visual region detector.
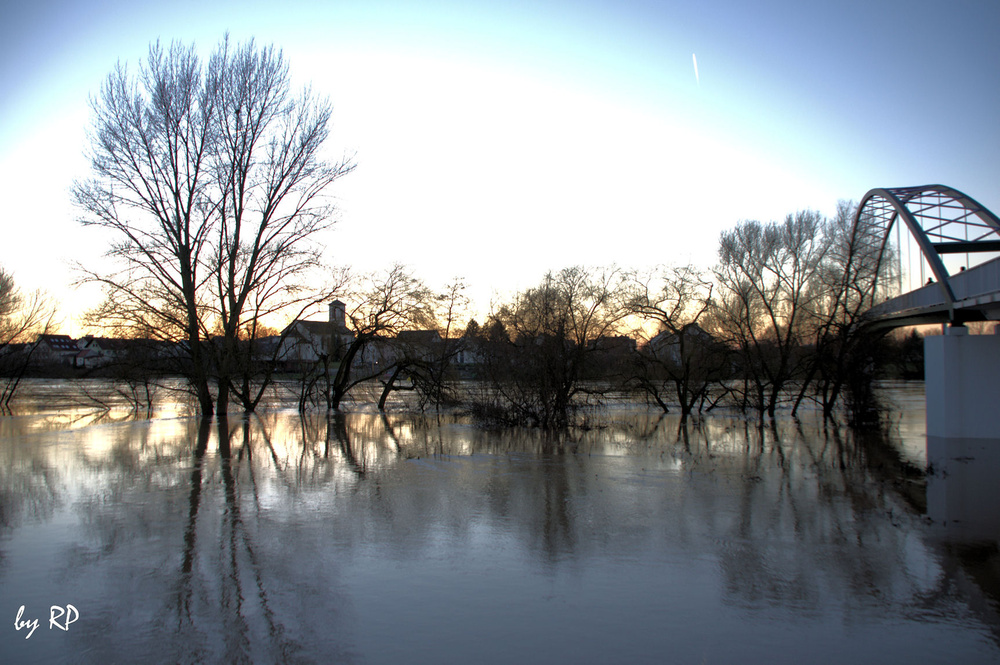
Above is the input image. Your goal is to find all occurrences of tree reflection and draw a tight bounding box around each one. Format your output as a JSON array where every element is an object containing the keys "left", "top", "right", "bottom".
[
  {"left": 169, "top": 416, "right": 346, "bottom": 662},
  {"left": 4, "top": 404, "right": 1000, "bottom": 660},
  {"left": 536, "top": 448, "right": 576, "bottom": 564},
  {"left": 328, "top": 412, "right": 367, "bottom": 477},
  {"left": 179, "top": 419, "right": 210, "bottom": 578}
]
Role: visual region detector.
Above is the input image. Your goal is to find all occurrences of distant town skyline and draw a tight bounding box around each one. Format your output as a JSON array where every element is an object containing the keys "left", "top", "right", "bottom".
[{"left": 3, "top": 0, "right": 1000, "bottom": 333}]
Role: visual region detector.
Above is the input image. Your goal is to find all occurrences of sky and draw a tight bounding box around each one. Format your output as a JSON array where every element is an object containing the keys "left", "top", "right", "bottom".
[{"left": 2, "top": 0, "right": 999, "bottom": 332}]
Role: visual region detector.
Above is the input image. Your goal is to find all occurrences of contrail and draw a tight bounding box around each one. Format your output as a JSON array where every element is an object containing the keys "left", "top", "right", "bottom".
[{"left": 692, "top": 53, "right": 700, "bottom": 86}]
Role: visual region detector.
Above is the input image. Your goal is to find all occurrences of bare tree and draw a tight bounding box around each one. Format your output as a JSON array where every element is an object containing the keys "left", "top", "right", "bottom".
[
  {"left": 208, "top": 37, "right": 354, "bottom": 415},
  {"left": 389, "top": 277, "right": 471, "bottom": 412},
  {"left": 713, "top": 211, "right": 831, "bottom": 418},
  {"left": 75, "top": 40, "right": 219, "bottom": 413},
  {"left": 0, "top": 267, "right": 56, "bottom": 408},
  {"left": 624, "top": 265, "right": 727, "bottom": 421},
  {"left": 74, "top": 36, "right": 354, "bottom": 417},
  {"left": 309, "top": 264, "right": 433, "bottom": 411},
  {"left": 478, "top": 266, "right": 627, "bottom": 428},
  {"left": 791, "top": 200, "right": 898, "bottom": 421}
]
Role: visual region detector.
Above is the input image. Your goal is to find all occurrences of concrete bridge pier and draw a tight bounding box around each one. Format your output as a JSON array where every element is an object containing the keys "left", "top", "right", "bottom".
[
  {"left": 924, "top": 324, "right": 1000, "bottom": 441},
  {"left": 925, "top": 324, "right": 1000, "bottom": 541}
]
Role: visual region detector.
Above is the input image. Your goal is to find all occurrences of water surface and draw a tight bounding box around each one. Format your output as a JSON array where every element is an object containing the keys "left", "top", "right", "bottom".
[{"left": 1, "top": 383, "right": 998, "bottom": 663}]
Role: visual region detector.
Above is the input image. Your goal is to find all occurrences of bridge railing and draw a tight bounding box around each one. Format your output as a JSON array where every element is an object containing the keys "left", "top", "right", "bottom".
[
  {"left": 867, "top": 255, "right": 1000, "bottom": 324},
  {"left": 951, "top": 255, "right": 1000, "bottom": 304}
]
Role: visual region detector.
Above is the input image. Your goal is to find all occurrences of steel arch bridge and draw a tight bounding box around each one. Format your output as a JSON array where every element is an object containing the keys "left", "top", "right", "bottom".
[{"left": 854, "top": 184, "right": 1000, "bottom": 328}]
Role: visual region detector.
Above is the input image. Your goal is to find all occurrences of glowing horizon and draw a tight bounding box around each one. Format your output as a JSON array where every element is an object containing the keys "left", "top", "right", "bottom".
[{"left": 2, "top": 1, "right": 999, "bottom": 336}]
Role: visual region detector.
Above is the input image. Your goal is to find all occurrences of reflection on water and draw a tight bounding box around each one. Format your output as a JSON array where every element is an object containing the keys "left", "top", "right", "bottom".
[
  {"left": 1, "top": 386, "right": 999, "bottom": 663},
  {"left": 927, "top": 436, "right": 1000, "bottom": 541}
]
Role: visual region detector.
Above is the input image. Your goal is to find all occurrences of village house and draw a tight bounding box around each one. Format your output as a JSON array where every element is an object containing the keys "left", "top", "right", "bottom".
[
  {"left": 278, "top": 300, "right": 354, "bottom": 370},
  {"left": 74, "top": 336, "right": 171, "bottom": 369},
  {"left": 33, "top": 334, "right": 80, "bottom": 366},
  {"left": 645, "top": 323, "right": 714, "bottom": 364},
  {"left": 276, "top": 302, "right": 488, "bottom": 377},
  {"left": 452, "top": 339, "right": 481, "bottom": 368},
  {"left": 589, "top": 335, "right": 638, "bottom": 354},
  {"left": 394, "top": 329, "right": 489, "bottom": 371},
  {"left": 394, "top": 330, "right": 443, "bottom": 361},
  {"left": 75, "top": 336, "right": 129, "bottom": 369}
]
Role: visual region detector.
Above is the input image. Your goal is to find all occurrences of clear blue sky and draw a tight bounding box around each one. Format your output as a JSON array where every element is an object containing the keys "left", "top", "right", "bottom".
[{"left": 2, "top": 0, "right": 999, "bottom": 330}]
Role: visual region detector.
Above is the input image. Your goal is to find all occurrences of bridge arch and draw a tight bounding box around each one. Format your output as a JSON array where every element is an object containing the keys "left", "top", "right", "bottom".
[{"left": 852, "top": 184, "right": 1000, "bottom": 323}]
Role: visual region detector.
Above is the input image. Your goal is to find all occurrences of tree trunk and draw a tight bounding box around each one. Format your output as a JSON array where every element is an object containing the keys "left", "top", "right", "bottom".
[{"left": 378, "top": 364, "right": 406, "bottom": 411}]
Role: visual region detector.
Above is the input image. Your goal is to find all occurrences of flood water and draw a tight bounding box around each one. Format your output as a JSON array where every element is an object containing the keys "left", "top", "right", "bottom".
[{"left": 1, "top": 381, "right": 999, "bottom": 663}]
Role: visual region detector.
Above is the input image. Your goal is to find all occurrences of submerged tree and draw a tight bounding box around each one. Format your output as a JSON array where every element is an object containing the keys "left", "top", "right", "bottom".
[
  {"left": 0, "top": 267, "right": 56, "bottom": 408},
  {"left": 208, "top": 38, "right": 354, "bottom": 415},
  {"left": 791, "top": 199, "right": 897, "bottom": 419},
  {"left": 74, "top": 36, "right": 354, "bottom": 417},
  {"left": 711, "top": 203, "right": 899, "bottom": 420},
  {"left": 713, "top": 211, "right": 830, "bottom": 417},
  {"left": 478, "top": 266, "right": 627, "bottom": 428},
  {"left": 624, "top": 265, "right": 728, "bottom": 421},
  {"left": 374, "top": 277, "right": 472, "bottom": 412},
  {"left": 305, "top": 264, "right": 434, "bottom": 411},
  {"left": 75, "top": 40, "right": 217, "bottom": 413}
]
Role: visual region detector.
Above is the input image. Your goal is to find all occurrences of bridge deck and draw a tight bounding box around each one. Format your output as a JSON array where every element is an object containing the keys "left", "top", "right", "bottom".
[{"left": 866, "top": 255, "right": 1000, "bottom": 327}]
